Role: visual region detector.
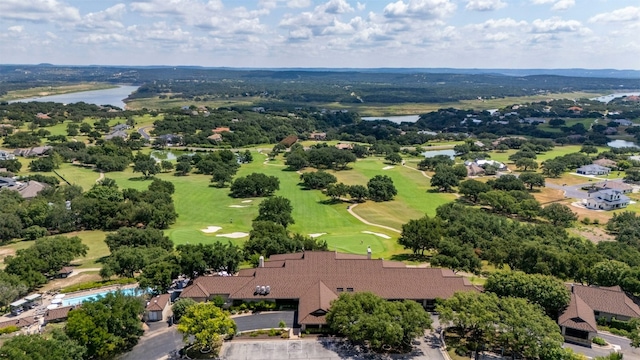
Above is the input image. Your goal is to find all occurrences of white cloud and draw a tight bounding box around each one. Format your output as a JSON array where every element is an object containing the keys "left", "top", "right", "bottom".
[
  {"left": 465, "top": 0, "right": 507, "bottom": 12},
  {"left": 383, "top": 0, "right": 456, "bottom": 19},
  {"left": 8, "top": 25, "right": 24, "bottom": 33},
  {"left": 287, "top": 0, "right": 311, "bottom": 8},
  {"left": 589, "top": 6, "right": 640, "bottom": 23},
  {"left": 469, "top": 18, "right": 527, "bottom": 30},
  {"left": 531, "top": 17, "right": 584, "bottom": 33},
  {"left": 357, "top": 2, "right": 366, "bottom": 11},
  {"left": 78, "top": 4, "right": 126, "bottom": 31},
  {"left": 531, "top": 0, "right": 574, "bottom": 11},
  {"left": 318, "top": 0, "right": 354, "bottom": 14},
  {"left": 0, "top": 0, "right": 80, "bottom": 22}
]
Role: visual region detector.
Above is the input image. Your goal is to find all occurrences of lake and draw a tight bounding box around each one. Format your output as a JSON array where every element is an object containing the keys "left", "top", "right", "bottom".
[
  {"left": 150, "top": 150, "right": 193, "bottom": 161},
  {"left": 361, "top": 115, "right": 420, "bottom": 123},
  {"left": 422, "top": 149, "right": 455, "bottom": 159},
  {"left": 591, "top": 92, "right": 640, "bottom": 103},
  {"left": 607, "top": 139, "right": 640, "bottom": 148},
  {"left": 9, "top": 85, "right": 138, "bottom": 109}
]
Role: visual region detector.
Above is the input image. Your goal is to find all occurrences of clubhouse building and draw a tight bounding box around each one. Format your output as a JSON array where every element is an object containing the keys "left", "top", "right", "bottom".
[{"left": 179, "top": 251, "right": 480, "bottom": 329}]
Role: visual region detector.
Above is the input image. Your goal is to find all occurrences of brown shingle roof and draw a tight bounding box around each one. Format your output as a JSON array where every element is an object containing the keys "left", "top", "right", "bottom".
[
  {"left": 559, "top": 293, "right": 597, "bottom": 333},
  {"left": 569, "top": 284, "right": 640, "bottom": 319},
  {"left": 298, "top": 281, "right": 338, "bottom": 325},
  {"left": 146, "top": 294, "right": 171, "bottom": 312},
  {"left": 181, "top": 251, "right": 480, "bottom": 325},
  {"left": 58, "top": 266, "right": 74, "bottom": 275},
  {"left": 0, "top": 317, "right": 36, "bottom": 330},
  {"left": 44, "top": 305, "right": 75, "bottom": 322}
]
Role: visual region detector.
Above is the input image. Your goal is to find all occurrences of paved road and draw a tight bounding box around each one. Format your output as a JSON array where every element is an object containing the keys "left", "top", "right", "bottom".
[
  {"left": 545, "top": 177, "right": 628, "bottom": 200},
  {"left": 120, "top": 322, "right": 182, "bottom": 360},
  {"left": 563, "top": 332, "right": 640, "bottom": 360},
  {"left": 138, "top": 126, "right": 152, "bottom": 140}
]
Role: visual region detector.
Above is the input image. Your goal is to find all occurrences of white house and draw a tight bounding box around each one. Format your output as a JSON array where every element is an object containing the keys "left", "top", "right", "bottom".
[
  {"left": 0, "top": 150, "right": 15, "bottom": 161},
  {"left": 583, "top": 189, "right": 630, "bottom": 210},
  {"left": 576, "top": 164, "right": 610, "bottom": 176}
]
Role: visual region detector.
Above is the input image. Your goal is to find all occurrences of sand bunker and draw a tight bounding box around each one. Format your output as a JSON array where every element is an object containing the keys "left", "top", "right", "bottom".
[
  {"left": 241, "top": 200, "right": 253, "bottom": 203},
  {"left": 201, "top": 226, "right": 222, "bottom": 234},
  {"left": 382, "top": 166, "right": 394, "bottom": 170},
  {"left": 216, "top": 232, "right": 249, "bottom": 239},
  {"left": 361, "top": 231, "right": 391, "bottom": 239},
  {"left": 229, "top": 205, "right": 250, "bottom": 208},
  {"left": 309, "top": 233, "right": 327, "bottom": 238}
]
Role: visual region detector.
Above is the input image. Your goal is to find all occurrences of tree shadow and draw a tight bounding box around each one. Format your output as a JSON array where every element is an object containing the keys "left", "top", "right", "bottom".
[
  {"left": 319, "top": 198, "right": 343, "bottom": 205},
  {"left": 128, "top": 176, "right": 154, "bottom": 181},
  {"left": 389, "top": 253, "right": 430, "bottom": 262}
]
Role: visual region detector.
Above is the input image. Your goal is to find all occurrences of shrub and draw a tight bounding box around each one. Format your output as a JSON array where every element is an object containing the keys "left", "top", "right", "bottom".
[
  {"left": 0, "top": 325, "right": 19, "bottom": 335},
  {"left": 60, "top": 278, "right": 136, "bottom": 293},
  {"left": 593, "top": 218, "right": 600, "bottom": 225},
  {"left": 581, "top": 217, "right": 591, "bottom": 225},
  {"left": 610, "top": 317, "right": 635, "bottom": 332},
  {"left": 455, "top": 346, "right": 468, "bottom": 356},
  {"left": 278, "top": 320, "right": 286, "bottom": 328},
  {"left": 212, "top": 295, "right": 225, "bottom": 308},
  {"left": 592, "top": 337, "right": 607, "bottom": 346},
  {"left": 268, "top": 328, "right": 279, "bottom": 337}
]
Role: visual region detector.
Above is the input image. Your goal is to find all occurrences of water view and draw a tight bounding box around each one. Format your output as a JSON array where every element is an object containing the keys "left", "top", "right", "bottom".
[
  {"left": 10, "top": 85, "right": 138, "bottom": 109},
  {"left": 150, "top": 150, "right": 193, "bottom": 161},
  {"left": 361, "top": 115, "right": 420, "bottom": 123},
  {"left": 591, "top": 92, "right": 640, "bottom": 103},
  {"left": 608, "top": 139, "right": 640, "bottom": 148},
  {"left": 422, "top": 149, "right": 455, "bottom": 159}
]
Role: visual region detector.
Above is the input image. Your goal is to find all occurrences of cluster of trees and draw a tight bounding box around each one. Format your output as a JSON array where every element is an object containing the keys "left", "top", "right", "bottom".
[
  {"left": 430, "top": 164, "right": 470, "bottom": 192},
  {"left": 285, "top": 143, "right": 357, "bottom": 171},
  {"left": 316, "top": 174, "right": 397, "bottom": 203},
  {"left": 437, "top": 291, "right": 567, "bottom": 360},
  {"left": 397, "top": 202, "right": 634, "bottom": 283},
  {"left": 326, "top": 292, "right": 432, "bottom": 352},
  {"left": 542, "top": 152, "right": 592, "bottom": 177},
  {"left": 2, "top": 235, "right": 87, "bottom": 293},
  {"left": 171, "top": 150, "right": 244, "bottom": 183},
  {"left": 230, "top": 172, "right": 279, "bottom": 198}
]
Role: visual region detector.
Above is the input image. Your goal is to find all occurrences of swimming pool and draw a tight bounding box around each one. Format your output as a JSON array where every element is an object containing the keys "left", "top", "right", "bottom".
[{"left": 62, "top": 288, "right": 142, "bottom": 307}]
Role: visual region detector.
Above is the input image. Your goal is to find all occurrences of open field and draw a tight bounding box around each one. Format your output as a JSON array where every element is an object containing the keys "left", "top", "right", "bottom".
[
  {"left": 0, "top": 83, "right": 117, "bottom": 101},
  {"left": 125, "top": 91, "right": 609, "bottom": 115}
]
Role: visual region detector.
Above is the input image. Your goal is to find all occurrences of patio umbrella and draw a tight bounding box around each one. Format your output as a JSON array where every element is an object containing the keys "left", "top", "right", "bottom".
[
  {"left": 54, "top": 294, "right": 66, "bottom": 299},
  {"left": 46, "top": 304, "right": 59, "bottom": 309},
  {"left": 51, "top": 299, "right": 62, "bottom": 304}
]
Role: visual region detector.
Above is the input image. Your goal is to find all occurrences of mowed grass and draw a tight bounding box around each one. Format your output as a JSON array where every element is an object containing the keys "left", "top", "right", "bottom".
[
  {"left": 98, "top": 154, "right": 409, "bottom": 259},
  {"left": 0, "top": 230, "right": 109, "bottom": 270},
  {"left": 329, "top": 158, "right": 456, "bottom": 229},
  {"left": 488, "top": 145, "right": 606, "bottom": 164}
]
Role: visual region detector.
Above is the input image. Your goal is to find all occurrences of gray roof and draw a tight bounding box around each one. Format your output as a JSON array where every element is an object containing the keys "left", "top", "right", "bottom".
[
  {"left": 577, "top": 164, "right": 610, "bottom": 172},
  {"left": 590, "top": 189, "right": 630, "bottom": 205},
  {"left": 0, "top": 177, "right": 17, "bottom": 188}
]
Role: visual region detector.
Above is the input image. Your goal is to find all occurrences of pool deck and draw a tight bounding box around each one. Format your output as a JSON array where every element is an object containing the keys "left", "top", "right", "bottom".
[{"left": 0, "top": 283, "right": 140, "bottom": 329}]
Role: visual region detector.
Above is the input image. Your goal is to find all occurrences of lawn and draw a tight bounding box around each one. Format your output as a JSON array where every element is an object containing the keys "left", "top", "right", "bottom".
[
  {"left": 488, "top": 145, "right": 606, "bottom": 165},
  {"left": 0, "top": 230, "right": 109, "bottom": 270},
  {"left": 98, "top": 153, "right": 411, "bottom": 259}
]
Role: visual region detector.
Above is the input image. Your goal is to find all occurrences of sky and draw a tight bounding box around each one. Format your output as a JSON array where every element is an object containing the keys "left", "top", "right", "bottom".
[{"left": 0, "top": 0, "right": 639, "bottom": 69}]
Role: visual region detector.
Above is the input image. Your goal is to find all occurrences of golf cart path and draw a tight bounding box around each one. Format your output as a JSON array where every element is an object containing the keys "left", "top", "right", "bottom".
[{"left": 347, "top": 203, "right": 401, "bottom": 234}]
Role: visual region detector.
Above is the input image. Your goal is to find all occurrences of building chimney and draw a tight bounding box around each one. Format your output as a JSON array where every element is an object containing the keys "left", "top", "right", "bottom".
[
  {"left": 367, "top": 246, "right": 372, "bottom": 260},
  {"left": 259, "top": 256, "right": 264, "bottom": 268}
]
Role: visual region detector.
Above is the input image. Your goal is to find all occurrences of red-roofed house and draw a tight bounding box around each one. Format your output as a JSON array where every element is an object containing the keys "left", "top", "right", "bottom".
[
  {"left": 179, "top": 251, "right": 480, "bottom": 330},
  {"left": 144, "top": 293, "right": 172, "bottom": 322},
  {"left": 212, "top": 127, "right": 231, "bottom": 134}
]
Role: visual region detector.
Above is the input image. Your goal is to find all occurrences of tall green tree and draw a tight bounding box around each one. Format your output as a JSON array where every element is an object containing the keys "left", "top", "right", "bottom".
[
  {"left": 326, "top": 292, "right": 431, "bottom": 352},
  {"left": 0, "top": 330, "right": 85, "bottom": 360},
  {"left": 519, "top": 172, "right": 546, "bottom": 190},
  {"left": 459, "top": 179, "right": 491, "bottom": 203},
  {"left": 540, "top": 203, "right": 577, "bottom": 227},
  {"left": 255, "top": 196, "right": 295, "bottom": 228},
  {"left": 430, "top": 165, "right": 459, "bottom": 192},
  {"left": 132, "top": 152, "right": 160, "bottom": 178},
  {"left": 65, "top": 292, "right": 145, "bottom": 359},
  {"left": 367, "top": 175, "right": 397, "bottom": 202},
  {"left": 177, "top": 302, "right": 236, "bottom": 355},
  {"left": 398, "top": 215, "right": 443, "bottom": 255}
]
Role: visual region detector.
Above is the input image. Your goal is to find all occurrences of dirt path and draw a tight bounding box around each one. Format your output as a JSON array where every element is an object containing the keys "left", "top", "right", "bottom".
[
  {"left": 402, "top": 162, "right": 431, "bottom": 178},
  {"left": 347, "top": 203, "right": 401, "bottom": 234},
  {"left": 96, "top": 171, "right": 104, "bottom": 183}
]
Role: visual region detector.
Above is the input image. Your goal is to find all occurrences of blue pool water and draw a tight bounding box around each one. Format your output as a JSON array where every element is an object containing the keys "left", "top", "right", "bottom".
[{"left": 62, "top": 288, "right": 141, "bottom": 306}]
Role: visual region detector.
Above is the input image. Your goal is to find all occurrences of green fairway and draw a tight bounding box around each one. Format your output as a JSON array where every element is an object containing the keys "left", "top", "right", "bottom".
[{"left": 488, "top": 145, "right": 606, "bottom": 164}]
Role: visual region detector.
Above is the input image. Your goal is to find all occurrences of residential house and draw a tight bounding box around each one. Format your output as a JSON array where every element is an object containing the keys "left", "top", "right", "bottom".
[
  {"left": 309, "top": 132, "right": 327, "bottom": 141},
  {"left": 43, "top": 306, "right": 76, "bottom": 324},
  {"left": 335, "top": 143, "right": 354, "bottom": 150},
  {"left": 36, "top": 113, "right": 51, "bottom": 120},
  {"left": 519, "top": 117, "right": 546, "bottom": 124},
  {"left": 576, "top": 164, "right": 610, "bottom": 176},
  {"left": 603, "top": 127, "right": 618, "bottom": 135},
  {"left": 212, "top": 127, "right": 231, "bottom": 134},
  {"left": 280, "top": 135, "right": 298, "bottom": 148},
  {"left": 208, "top": 134, "right": 223, "bottom": 142},
  {"left": 112, "top": 124, "right": 131, "bottom": 132},
  {"left": 474, "top": 159, "right": 506, "bottom": 171},
  {"left": 568, "top": 106, "right": 583, "bottom": 113},
  {"left": 179, "top": 251, "right": 480, "bottom": 330},
  {"left": 0, "top": 317, "right": 36, "bottom": 331},
  {"left": 157, "top": 134, "right": 182, "bottom": 146},
  {"left": 592, "top": 159, "right": 618, "bottom": 169},
  {"left": 590, "top": 181, "right": 633, "bottom": 194},
  {"left": 466, "top": 163, "right": 485, "bottom": 177},
  {"left": 0, "top": 150, "right": 15, "bottom": 161},
  {"left": 583, "top": 189, "right": 630, "bottom": 210},
  {"left": 144, "top": 294, "right": 172, "bottom": 322},
  {"left": 613, "top": 119, "right": 634, "bottom": 127},
  {"left": 13, "top": 146, "right": 52, "bottom": 157},
  {"left": 0, "top": 176, "right": 18, "bottom": 189},
  {"left": 17, "top": 181, "right": 48, "bottom": 199},
  {"left": 559, "top": 284, "right": 640, "bottom": 346},
  {"left": 104, "top": 130, "right": 128, "bottom": 140}
]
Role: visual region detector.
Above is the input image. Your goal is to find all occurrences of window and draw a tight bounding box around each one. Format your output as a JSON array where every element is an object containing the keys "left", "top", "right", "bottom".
[
  {"left": 337, "top": 288, "right": 344, "bottom": 292},
  {"left": 347, "top": 288, "right": 354, "bottom": 292}
]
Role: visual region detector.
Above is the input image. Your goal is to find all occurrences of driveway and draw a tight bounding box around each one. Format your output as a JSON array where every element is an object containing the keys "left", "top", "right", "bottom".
[
  {"left": 138, "top": 126, "right": 152, "bottom": 140},
  {"left": 564, "top": 332, "right": 640, "bottom": 360},
  {"left": 545, "top": 177, "right": 628, "bottom": 200},
  {"left": 119, "top": 322, "right": 182, "bottom": 360}
]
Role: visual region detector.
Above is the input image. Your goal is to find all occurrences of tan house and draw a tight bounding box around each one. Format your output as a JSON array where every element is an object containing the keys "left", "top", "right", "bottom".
[
  {"left": 590, "top": 181, "right": 633, "bottom": 194},
  {"left": 335, "top": 143, "right": 353, "bottom": 150},
  {"left": 592, "top": 158, "right": 618, "bottom": 169},
  {"left": 309, "top": 132, "right": 327, "bottom": 140},
  {"left": 145, "top": 294, "right": 172, "bottom": 322},
  {"left": 179, "top": 251, "right": 480, "bottom": 330},
  {"left": 208, "top": 134, "right": 223, "bottom": 142}
]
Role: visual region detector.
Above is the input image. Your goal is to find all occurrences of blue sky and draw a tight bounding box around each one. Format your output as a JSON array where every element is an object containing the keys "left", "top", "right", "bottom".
[{"left": 0, "top": 0, "right": 638, "bottom": 69}]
